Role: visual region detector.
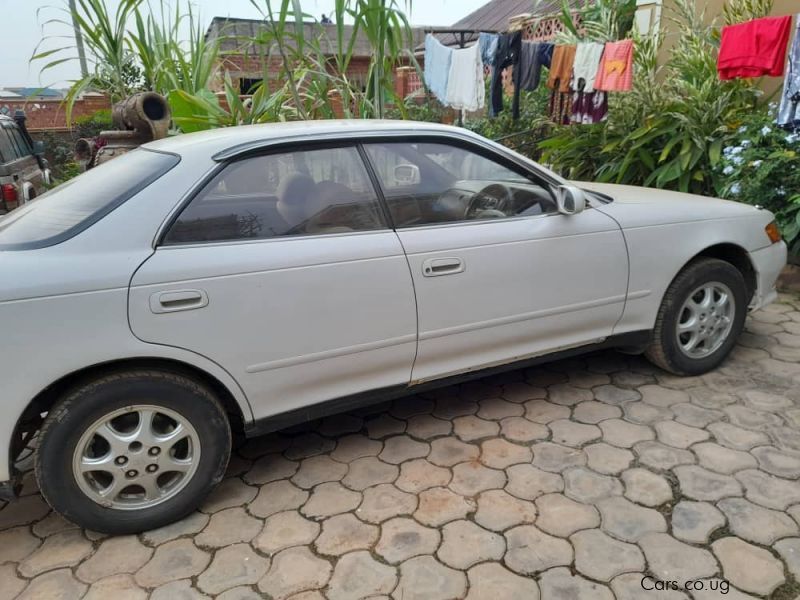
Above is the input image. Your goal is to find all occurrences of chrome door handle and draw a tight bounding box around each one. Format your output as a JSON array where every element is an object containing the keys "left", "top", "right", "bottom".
[
  {"left": 149, "top": 289, "right": 209, "bottom": 314},
  {"left": 422, "top": 257, "right": 465, "bottom": 277}
]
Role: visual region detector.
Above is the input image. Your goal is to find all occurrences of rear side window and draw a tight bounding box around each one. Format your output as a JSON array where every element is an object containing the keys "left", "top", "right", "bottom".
[
  {"left": 0, "top": 127, "right": 20, "bottom": 162},
  {"left": 164, "top": 146, "right": 386, "bottom": 244},
  {"left": 7, "top": 126, "right": 31, "bottom": 157},
  {"left": 0, "top": 149, "right": 179, "bottom": 250}
]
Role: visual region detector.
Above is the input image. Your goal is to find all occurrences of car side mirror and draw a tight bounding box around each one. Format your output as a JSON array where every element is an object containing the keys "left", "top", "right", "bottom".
[
  {"left": 393, "top": 164, "right": 420, "bottom": 186},
  {"left": 33, "top": 140, "right": 45, "bottom": 156},
  {"left": 556, "top": 185, "right": 587, "bottom": 215}
]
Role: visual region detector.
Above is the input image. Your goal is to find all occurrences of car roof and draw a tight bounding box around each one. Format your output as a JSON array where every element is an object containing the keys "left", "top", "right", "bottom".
[{"left": 144, "top": 119, "right": 480, "bottom": 160}]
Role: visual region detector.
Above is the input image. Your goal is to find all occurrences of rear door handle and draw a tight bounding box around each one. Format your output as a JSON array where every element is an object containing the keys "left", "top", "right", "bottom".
[
  {"left": 149, "top": 289, "right": 209, "bottom": 314},
  {"left": 422, "top": 257, "right": 465, "bottom": 277}
]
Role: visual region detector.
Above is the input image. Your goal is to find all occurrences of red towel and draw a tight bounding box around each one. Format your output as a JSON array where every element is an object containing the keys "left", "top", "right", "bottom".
[{"left": 718, "top": 16, "right": 793, "bottom": 80}]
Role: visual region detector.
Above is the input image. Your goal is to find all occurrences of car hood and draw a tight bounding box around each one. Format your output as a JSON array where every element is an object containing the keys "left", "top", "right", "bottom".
[{"left": 574, "top": 181, "right": 764, "bottom": 227}]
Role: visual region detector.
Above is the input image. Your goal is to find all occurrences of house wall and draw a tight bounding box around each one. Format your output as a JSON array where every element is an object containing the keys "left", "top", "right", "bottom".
[
  {"left": 639, "top": 0, "right": 796, "bottom": 98},
  {"left": 0, "top": 96, "right": 111, "bottom": 132}
]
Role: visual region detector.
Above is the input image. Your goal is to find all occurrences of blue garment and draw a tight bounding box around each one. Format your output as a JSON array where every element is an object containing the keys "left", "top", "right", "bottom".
[
  {"left": 777, "top": 15, "right": 800, "bottom": 128},
  {"left": 424, "top": 35, "right": 453, "bottom": 104},
  {"left": 479, "top": 32, "right": 499, "bottom": 66}
]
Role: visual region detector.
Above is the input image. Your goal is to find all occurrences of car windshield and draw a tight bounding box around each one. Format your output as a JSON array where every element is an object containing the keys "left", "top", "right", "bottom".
[{"left": 0, "top": 149, "right": 179, "bottom": 250}]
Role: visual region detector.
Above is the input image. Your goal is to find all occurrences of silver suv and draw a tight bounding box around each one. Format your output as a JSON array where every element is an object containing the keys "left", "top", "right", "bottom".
[{"left": 0, "top": 112, "right": 50, "bottom": 213}]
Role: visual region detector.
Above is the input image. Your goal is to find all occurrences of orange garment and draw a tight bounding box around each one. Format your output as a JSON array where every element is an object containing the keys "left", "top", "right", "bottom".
[
  {"left": 595, "top": 40, "right": 634, "bottom": 92},
  {"left": 718, "top": 16, "right": 792, "bottom": 80},
  {"left": 546, "top": 44, "right": 577, "bottom": 93}
]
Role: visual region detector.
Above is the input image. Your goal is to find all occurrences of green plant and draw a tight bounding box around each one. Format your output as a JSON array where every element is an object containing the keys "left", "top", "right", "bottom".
[
  {"left": 715, "top": 110, "right": 800, "bottom": 252},
  {"left": 558, "top": 0, "right": 637, "bottom": 44}
]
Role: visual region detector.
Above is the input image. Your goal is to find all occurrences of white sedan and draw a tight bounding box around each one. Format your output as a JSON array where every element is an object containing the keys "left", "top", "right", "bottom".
[{"left": 0, "top": 121, "right": 786, "bottom": 533}]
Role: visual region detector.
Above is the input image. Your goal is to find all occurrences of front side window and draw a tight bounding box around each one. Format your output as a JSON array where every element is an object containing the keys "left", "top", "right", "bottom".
[
  {"left": 165, "top": 146, "right": 386, "bottom": 244},
  {"left": 364, "top": 142, "right": 557, "bottom": 228}
]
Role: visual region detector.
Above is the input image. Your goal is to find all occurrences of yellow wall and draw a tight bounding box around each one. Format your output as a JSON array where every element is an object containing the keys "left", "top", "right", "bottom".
[{"left": 642, "top": 0, "right": 797, "bottom": 97}]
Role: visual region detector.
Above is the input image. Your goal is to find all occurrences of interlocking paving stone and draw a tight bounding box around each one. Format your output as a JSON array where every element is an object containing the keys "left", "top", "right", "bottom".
[
  {"left": 6, "top": 303, "right": 800, "bottom": 600},
  {"left": 597, "top": 496, "right": 667, "bottom": 542},
  {"left": 449, "top": 461, "right": 506, "bottom": 496},
  {"left": 634, "top": 441, "right": 695, "bottom": 470},
  {"left": 16, "top": 568, "right": 88, "bottom": 600},
  {"left": 258, "top": 546, "right": 331, "bottom": 600},
  {"left": 479, "top": 438, "right": 532, "bottom": 468},
  {"left": 691, "top": 442, "right": 758, "bottom": 474},
  {"left": 356, "top": 483, "right": 417, "bottom": 523},
  {"left": 671, "top": 501, "right": 725, "bottom": 544},
  {"left": 414, "top": 486, "right": 476, "bottom": 526},
  {"left": 531, "top": 441, "right": 586, "bottom": 472},
  {"left": 504, "top": 525, "right": 573, "bottom": 575},
  {"left": 564, "top": 467, "right": 623, "bottom": 504},
  {"left": 572, "top": 529, "right": 645, "bottom": 582},
  {"left": 196, "top": 544, "right": 269, "bottom": 595},
  {"left": 712, "top": 537, "right": 785, "bottom": 595},
  {"left": 466, "top": 562, "right": 539, "bottom": 599},
  {"left": 538, "top": 566, "right": 614, "bottom": 600},
  {"left": 374, "top": 517, "right": 440, "bottom": 564},
  {"left": 0, "top": 526, "right": 41, "bottom": 564},
  {"left": 84, "top": 574, "right": 147, "bottom": 600},
  {"left": 393, "top": 555, "right": 466, "bottom": 600},
  {"left": 473, "top": 489, "right": 537, "bottom": 531},
  {"left": 18, "top": 529, "right": 93, "bottom": 578},
  {"left": 437, "top": 519, "right": 504, "bottom": 569},
  {"left": 774, "top": 537, "right": 800, "bottom": 579},
  {"left": 674, "top": 465, "right": 742, "bottom": 502},
  {"left": 325, "top": 551, "right": 396, "bottom": 600},
  {"left": 253, "top": 511, "right": 320, "bottom": 555},
  {"left": 585, "top": 442, "right": 634, "bottom": 474},
  {"left": 735, "top": 468, "right": 800, "bottom": 510},
  {"left": 76, "top": 535, "right": 153, "bottom": 583},
  {"left": 622, "top": 467, "right": 673, "bottom": 506},
  {"left": 718, "top": 497, "right": 799, "bottom": 545},
  {"left": 639, "top": 533, "right": 718, "bottom": 581},
  {"left": 505, "top": 464, "right": 563, "bottom": 500},
  {"left": 134, "top": 539, "right": 211, "bottom": 588},
  {"left": 314, "top": 513, "right": 378, "bottom": 556},
  {"left": 395, "top": 458, "right": 451, "bottom": 493}
]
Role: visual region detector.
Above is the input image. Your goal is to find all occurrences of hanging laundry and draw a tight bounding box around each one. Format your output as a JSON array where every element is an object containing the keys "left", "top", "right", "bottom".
[
  {"left": 547, "top": 44, "right": 577, "bottom": 93},
  {"left": 518, "top": 42, "right": 555, "bottom": 91},
  {"left": 479, "top": 32, "right": 499, "bottom": 67},
  {"left": 446, "top": 42, "right": 486, "bottom": 112},
  {"left": 573, "top": 42, "right": 605, "bottom": 93},
  {"left": 424, "top": 34, "right": 453, "bottom": 104},
  {"left": 490, "top": 31, "right": 523, "bottom": 118},
  {"left": 778, "top": 15, "right": 800, "bottom": 128},
  {"left": 572, "top": 91, "right": 609, "bottom": 124},
  {"left": 549, "top": 89, "right": 572, "bottom": 125},
  {"left": 595, "top": 39, "right": 634, "bottom": 92},
  {"left": 718, "top": 16, "right": 792, "bottom": 80}
]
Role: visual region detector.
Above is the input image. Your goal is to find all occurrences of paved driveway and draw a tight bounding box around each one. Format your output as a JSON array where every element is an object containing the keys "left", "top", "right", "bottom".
[{"left": 2, "top": 294, "right": 800, "bottom": 600}]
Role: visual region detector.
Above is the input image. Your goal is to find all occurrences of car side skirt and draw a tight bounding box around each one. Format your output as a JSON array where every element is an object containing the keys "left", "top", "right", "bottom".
[{"left": 244, "top": 330, "right": 651, "bottom": 438}]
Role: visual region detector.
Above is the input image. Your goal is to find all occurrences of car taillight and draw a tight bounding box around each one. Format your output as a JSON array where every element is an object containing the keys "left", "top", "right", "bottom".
[
  {"left": 1, "top": 183, "right": 18, "bottom": 205},
  {"left": 765, "top": 221, "right": 782, "bottom": 244}
]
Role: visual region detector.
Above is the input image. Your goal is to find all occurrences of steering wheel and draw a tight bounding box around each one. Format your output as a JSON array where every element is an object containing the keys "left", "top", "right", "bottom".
[{"left": 465, "top": 183, "right": 513, "bottom": 219}]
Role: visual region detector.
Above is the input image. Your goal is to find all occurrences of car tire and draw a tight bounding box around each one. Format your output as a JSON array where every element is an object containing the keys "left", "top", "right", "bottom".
[
  {"left": 645, "top": 258, "right": 748, "bottom": 376},
  {"left": 35, "top": 369, "right": 231, "bottom": 534}
]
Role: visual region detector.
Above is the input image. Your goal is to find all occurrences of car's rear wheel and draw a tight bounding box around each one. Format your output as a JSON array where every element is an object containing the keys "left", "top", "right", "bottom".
[
  {"left": 645, "top": 258, "right": 748, "bottom": 375},
  {"left": 35, "top": 369, "right": 231, "bottom": 534}
]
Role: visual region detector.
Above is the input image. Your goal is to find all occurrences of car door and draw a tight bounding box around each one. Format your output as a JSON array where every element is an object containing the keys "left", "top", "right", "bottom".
[
  {"left": 128, "top": 144, "right": 417, "bottom": 422},
  {"left": 363, "top": 139, "right": 629, "bottom": 384}
]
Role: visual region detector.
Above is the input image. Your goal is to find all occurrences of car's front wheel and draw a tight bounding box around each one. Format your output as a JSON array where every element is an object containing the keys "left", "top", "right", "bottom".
[
  {"left": 645, "top": 258, "right": 748, "bottom": 375},
  {"left": 35, "top": 369, "right": 231, "bottom": 534}
]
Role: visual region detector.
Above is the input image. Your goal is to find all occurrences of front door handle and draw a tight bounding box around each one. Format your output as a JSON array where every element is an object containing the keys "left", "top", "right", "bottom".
[
  {"left": 149, "top": 289, "right": 209, "bottom": 314},
  {"left": 422, "top": 257, "right": 465, "bottom": 277}
]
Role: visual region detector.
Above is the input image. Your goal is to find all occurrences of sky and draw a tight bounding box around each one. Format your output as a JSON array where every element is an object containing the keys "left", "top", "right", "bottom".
[{"left": 0, "top": 0, "right": 488, "bottom": 88}]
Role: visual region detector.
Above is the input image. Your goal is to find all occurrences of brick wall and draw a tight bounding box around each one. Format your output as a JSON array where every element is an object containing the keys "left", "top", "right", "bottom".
[{"left": 0, "top": 96, "right": 111, "bottom": 132}]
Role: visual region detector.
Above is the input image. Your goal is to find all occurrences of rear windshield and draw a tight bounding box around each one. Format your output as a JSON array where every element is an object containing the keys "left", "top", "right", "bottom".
[{"left": 0, "top": 149, "right": 179, "bottom": 250}]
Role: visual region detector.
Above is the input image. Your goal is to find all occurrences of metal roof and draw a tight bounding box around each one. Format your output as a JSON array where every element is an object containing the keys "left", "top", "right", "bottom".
[{"left": 207, "top": 16, "right": 428, "bottom": 58}]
